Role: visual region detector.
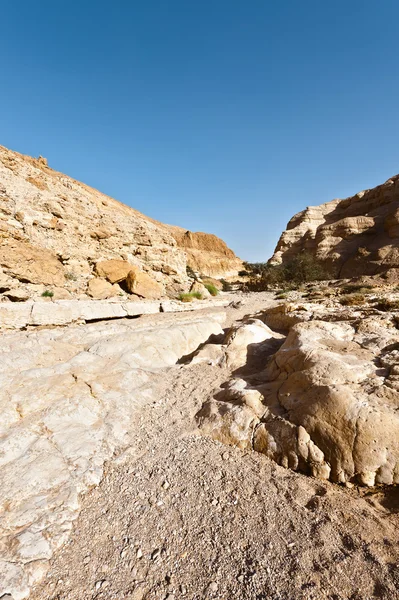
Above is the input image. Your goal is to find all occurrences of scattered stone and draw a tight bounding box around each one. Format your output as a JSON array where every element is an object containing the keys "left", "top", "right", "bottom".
[{"left": 151, "top": 548, "right": 161, "bottom": 560}]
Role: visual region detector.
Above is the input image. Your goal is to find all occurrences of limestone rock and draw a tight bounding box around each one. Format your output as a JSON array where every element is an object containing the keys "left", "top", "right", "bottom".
[
  {"left": 166, "top": 225, "right": 243, "bottom": 278},
  {"left": 95, "top": 260, "right": 134, "bottom": 283},
  {"left": 270, "top": 174, "right": 399, "bottom": 279},
  {"left": 190, "top": 281, "right": 211, "bottom": 298},
  {"left": 223, "top": 319, "right": 276, "bottom": 370},
  {"left": 0, "top": 311, "right": 224, "bottom": 599},
  {"left": 0, "top": 239, "right": 65, "bottom": 286},
  {"left": 3, "top": 288, "right": 30, "bottom": 302},
  {"left": 125, "top": 269, "right": 163, "bottom": 299},
  {"left": 197, "top": 301, "right": 399, "bottom": 486},
  {"left": 87, "top": 277, "right": 118, "bottom": 299}
]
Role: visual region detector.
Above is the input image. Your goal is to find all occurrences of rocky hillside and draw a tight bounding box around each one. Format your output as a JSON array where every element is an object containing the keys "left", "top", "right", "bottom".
[
  {"left": 0, "top": 145, "right": 240, "bottom": 302},
  {"left": 166, "top": 225, "right": 243, "bottom": 278},
  {"left": 270, "top": 174, "right": 399, "bottom": 278}
]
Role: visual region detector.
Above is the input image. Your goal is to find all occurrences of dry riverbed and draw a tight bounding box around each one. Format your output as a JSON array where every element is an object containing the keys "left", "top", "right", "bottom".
[{"left": 4, "top": 293, "right": 399, "bottom": 600}]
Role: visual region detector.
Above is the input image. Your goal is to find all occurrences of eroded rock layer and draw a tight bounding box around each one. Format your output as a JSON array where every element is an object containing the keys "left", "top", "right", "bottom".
[
  {"left": 270, "top": 174, "right": 399, "bottom": 278},
  {"left": 196, "top": 299, "right": 399, "bottom": 487},
  {"left": 166, "top": 225, "right": 243, "bottom": 278}
]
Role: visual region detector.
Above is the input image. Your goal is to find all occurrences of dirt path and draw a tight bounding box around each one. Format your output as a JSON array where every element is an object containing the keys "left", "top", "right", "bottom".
[{"left": 30, "top": 293, "right": 399, "bottom": 600}]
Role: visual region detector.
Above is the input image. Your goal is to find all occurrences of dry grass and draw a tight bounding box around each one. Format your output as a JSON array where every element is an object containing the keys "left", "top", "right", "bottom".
[
  {"left": 178, "top": 291, "right": 203, "bottom": 302},
  {"left": 339, "top": 293, "right": 367, "bottom": 306}
]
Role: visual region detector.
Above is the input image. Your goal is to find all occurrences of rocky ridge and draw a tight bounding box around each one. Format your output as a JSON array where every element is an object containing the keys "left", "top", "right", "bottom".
[
  {"left": 270, "top": 174, "right": 399, "bottom": 278},
  {"left": 0, "top": 146, "right": 241, "bottom": 303},
  {"left": 166, "top": 225, "right": 243, "bottom": 278}
]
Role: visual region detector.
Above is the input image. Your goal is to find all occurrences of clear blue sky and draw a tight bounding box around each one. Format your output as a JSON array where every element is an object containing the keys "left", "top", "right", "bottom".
[{"left": 2, "top": 1, "right": 399, "bottom": 261}]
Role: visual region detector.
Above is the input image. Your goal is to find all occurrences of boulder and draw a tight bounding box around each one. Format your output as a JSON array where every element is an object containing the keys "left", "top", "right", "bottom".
[
  {"left": 0, "top": 239, "right": 65, "bottom": 286},
  {"left": 95, "top": 260, "right": 133, "bottom": 283},
  {"left": 190, "top": 281, "right": 211, "bottom": 298},
  {"left": 125, "top": 269, "right": 163, "bottom": 299},
  {"left": 223, "top": 319, "right": 277, "bottom": 370},
  {"left": 87, "top": 277, "right": 118, "bottom": 300},
  {"left": 3, "top": 288, "right": 30, "bottom": 302}
]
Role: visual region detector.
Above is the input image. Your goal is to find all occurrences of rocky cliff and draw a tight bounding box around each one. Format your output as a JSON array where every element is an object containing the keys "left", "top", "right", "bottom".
[
  {"left": 166, "top": 225, "right": 243, "bottom": 278},
  {"left": 270, "top": 174, "right": 399, "bottom": 278},
  {"left": 0, "top": 145, "right": 240, "bottom": 302}
]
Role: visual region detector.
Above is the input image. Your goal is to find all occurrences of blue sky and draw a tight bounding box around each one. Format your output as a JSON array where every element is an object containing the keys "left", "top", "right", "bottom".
[{"left": 2, "top": 1, "right": 399, "bottom": 261}]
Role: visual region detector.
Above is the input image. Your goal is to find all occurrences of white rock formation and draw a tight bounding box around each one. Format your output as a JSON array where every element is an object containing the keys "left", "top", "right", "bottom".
[
  {"left": 0, "top": 312, "right": 224, "bottom": 599},
  {"left": 197, "top": 302, "right": 399, "bottom": 487}
]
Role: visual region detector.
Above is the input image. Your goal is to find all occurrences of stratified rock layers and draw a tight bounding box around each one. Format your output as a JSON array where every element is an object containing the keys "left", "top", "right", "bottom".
[
  {"left": 270, "top": 175, "right": 399, "bottom": 278},
  {"left": 166, "top": 225, "right": 243, "bottom": 278}
]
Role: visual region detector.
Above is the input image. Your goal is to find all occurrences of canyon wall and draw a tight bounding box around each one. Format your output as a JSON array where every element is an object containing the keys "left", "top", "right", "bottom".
[{"left": 270, "top": 174, "right": 399, "bottom": 278}]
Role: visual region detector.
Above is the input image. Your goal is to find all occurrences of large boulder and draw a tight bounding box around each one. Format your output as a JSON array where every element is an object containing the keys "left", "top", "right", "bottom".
[
  {"left": 125, "top": 269, "right": 163, "bottom": 299},
  {"left": 87, "top": 277, "right": 118, "bottom": 299},
  {"left": 0, "top": 239, "right": 65, "bottom": 286},
  {"left": 94, "top": 260, "right": 133, "bottom": 283}
]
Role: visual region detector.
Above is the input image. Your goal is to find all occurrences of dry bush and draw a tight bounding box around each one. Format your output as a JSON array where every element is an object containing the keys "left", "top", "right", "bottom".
[{"left": 339, "top": 293, "right": 366, "bottom": 306}]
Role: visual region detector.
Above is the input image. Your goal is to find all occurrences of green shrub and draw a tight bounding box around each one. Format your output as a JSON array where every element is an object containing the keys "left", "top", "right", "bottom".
[
  {"left": 204, "top": 283, "right": 218, "bottom": 296},
  {"left": 220, "top": 279, "right": 232, "bottom": 292},
  {"left": 275, "top": 290, "right": 288, "bottom": 299},
  {"left": 245, "top": 253, "right": 331, "bottom": 292},
  {"left": 41, "top": 290, "right": 54, "bottom": 298},
  {"left": 178, "top": 291, "right": 203, "bottom": 302}
]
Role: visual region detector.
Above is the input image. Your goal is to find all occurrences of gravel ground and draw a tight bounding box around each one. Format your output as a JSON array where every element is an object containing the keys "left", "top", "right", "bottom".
[{"left": 30, "top": 293, "right": 399, "bottom": 600}]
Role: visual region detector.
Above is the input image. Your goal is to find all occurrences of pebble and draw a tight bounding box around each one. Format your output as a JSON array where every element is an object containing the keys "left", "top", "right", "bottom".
[
  {"left": 162, "top": 480, "right": 170, "bottom": 489},
  {"left": 136, "top": 548, "right": 143, "bottom": 559},
  {"left": 222, "top": 451, "right": 229, "bottom": 460},
  {"left": 151, "top": 548, "right": 161, "bottom": 560},
  {"left": 208, "top": 581, "right": 218, "bottom": 592}
]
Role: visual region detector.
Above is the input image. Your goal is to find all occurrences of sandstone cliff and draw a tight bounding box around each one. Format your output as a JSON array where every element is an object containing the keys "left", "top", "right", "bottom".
[
  {"left": 0, "top": 145, "right": 240, "bottom": 301},
  {"left": 166, "top": 225, "right": 243, "bottom": 278},
  {"left": 270, "top": 174, "right": 399, "bottom": 278}
]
